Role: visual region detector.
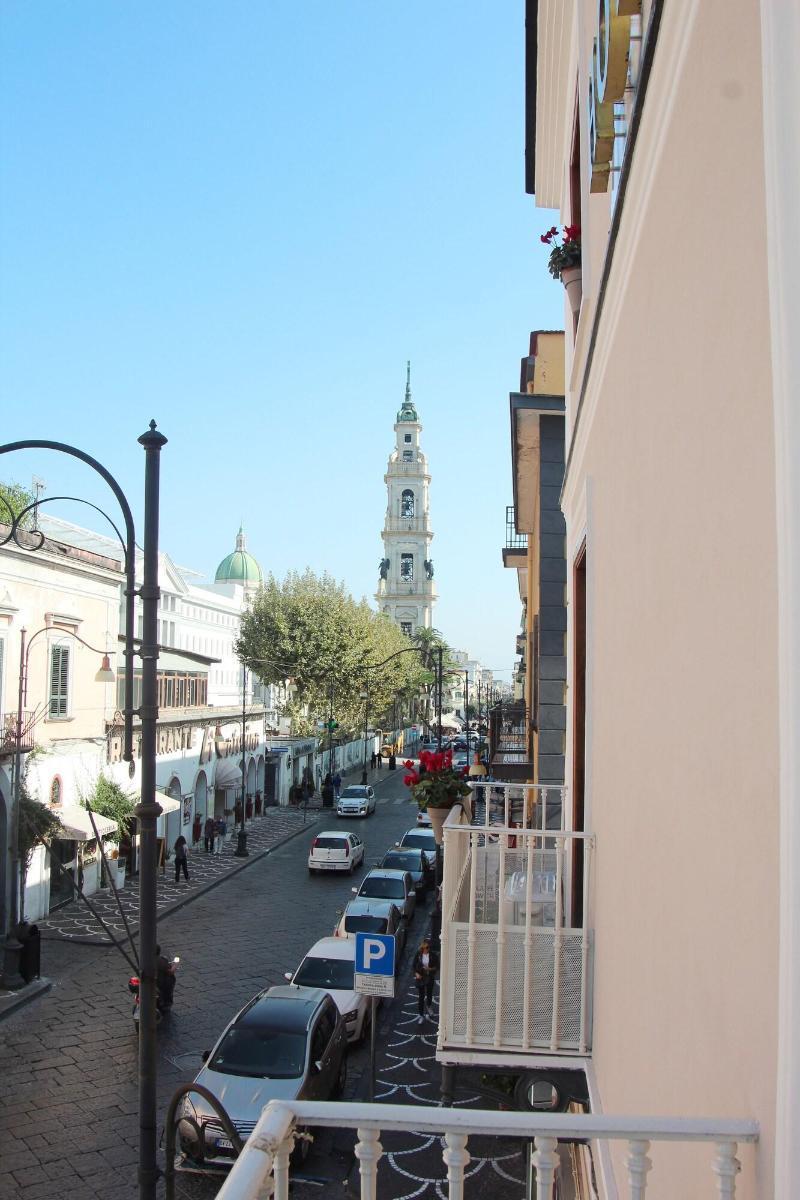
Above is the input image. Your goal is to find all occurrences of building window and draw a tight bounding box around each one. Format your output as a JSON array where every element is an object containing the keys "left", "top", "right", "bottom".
[
  {"left": 400, "top": 621, "right": 413, "bottom": 637},
  {"left": 49, "top": 643, "right": 71, "bottom": 717},
  {"left": 400, "top": 554, "right": 413, "bottom": 582},
  {"left": 404, "top": 434, "right": 411, "bottom": 443},
  {"left": 402, "top": 450, "right": 413, "bottom": 462},
  {"left": 50, "top": 776, "right": 62, "bottom": 806},
  {"left": 401, "top": 489, "right": 415, "bottom": 518}
]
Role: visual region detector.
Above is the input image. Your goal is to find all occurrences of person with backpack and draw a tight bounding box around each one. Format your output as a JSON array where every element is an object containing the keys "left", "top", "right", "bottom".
[{"left": 173, "top": 835, "right": 189, "bottom": 883}]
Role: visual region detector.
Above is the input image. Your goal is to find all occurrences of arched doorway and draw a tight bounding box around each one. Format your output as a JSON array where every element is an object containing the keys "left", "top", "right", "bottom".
[
  {"left": 256, "top": 755, "right": 265, "bottom": 794},
  {"left": 246, "top": 757, "right": 256, "bottom": 798},
  {"left": 165, "top": 775, "right": 182, "bottom": 849},
  {"left": 194, "top": 770, "right": 208, "bottom": 824}
]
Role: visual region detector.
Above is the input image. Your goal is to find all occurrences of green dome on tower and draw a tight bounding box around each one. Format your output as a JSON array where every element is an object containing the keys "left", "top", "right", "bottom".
[{"left": 215, "top": 526, "right": 263, "bottom": 586}]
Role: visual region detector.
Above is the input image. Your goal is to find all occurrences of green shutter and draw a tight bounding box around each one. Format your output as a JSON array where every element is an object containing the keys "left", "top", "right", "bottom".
[{"left": 49, "top": 644, "right": 70, "bottom": 717}]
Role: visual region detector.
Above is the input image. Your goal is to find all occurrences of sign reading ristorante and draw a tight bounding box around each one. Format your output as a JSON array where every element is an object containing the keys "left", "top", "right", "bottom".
[{"left": 108, "top": 721, "right": 261, "bottom": 765}]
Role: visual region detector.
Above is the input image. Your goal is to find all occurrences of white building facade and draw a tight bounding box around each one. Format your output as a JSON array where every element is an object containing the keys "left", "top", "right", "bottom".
[{"left": 375, "top": 365, "right": 437, "bottom": 636}]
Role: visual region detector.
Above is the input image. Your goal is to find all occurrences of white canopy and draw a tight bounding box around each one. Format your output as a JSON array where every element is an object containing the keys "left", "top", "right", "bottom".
[
  {"left": 154, "top": 790, "right": 181, "bottom": 815},
  {"left": 54, "top": 806, "right": 117, "bottom": 842},
  {"left": 214, "top": 758, "right": 245, "bottom": 790}
]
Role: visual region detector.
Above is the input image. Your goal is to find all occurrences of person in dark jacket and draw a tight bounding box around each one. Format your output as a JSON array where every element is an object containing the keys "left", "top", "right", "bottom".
[
  {"left": 173, "top": 835, "right": 189, "bottom": 882},
  {"left": 412, "top": 938, "right": 440, "bottom": 1023},
  {"left": 203, "top": 816, "right": 215, "bottom": 853}
]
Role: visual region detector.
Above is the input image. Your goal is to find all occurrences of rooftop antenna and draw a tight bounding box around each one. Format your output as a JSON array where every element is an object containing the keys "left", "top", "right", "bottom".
[{"left": 31, "top": 475, "right": 46, "bottom": 532}]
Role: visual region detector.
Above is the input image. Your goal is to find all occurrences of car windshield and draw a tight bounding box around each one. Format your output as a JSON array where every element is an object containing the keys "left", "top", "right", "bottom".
[
  {"left": 208, "top": 1027, "right": 306, "bottom": 1079},
  {"left": 340, "top": 788, "right": 366, "bottom": 800},
  {"left": 361, "top": 877, "right": 404, "bottom": 899},
  {"left": 382, "top": 852, "right": 420, "bottom": 872},
  {"left": 344, "top": 915, "right": 389, "bottom": 935},
  {"left": 294, "top": 956, "right": 355, "bottom": 990},
  {"left": 401, "top": 834, "right": 433, "bottom": 851}
]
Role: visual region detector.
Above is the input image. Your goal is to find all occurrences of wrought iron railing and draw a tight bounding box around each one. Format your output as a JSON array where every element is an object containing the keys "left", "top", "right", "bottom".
[
  {"left": 0, "top": 710, "right": 36, "bottom": 754},
  {"left": 505, "top": 504, "right": 527, "bottom": 550}
]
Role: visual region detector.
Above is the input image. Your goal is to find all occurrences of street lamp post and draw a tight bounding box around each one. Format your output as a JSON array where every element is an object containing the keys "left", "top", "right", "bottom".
[
  {"left": 0, "top": 424, "right": 166, "bottom": 1200},
  {"left": 360, "top": 689, "right": 369, "bottom": 784},
  {"left": 235, "top": 667, "right": 249, "bottom": 857}
]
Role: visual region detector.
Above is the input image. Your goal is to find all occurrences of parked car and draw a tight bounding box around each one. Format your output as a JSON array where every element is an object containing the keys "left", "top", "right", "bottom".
[
  {"left": 379, "top": 848, "right": 434, "bottom": 898},
  {"left": 353, "top": 868, "right": 416, "bottom": 923},
  {"left": 399, "top": 827, "right": 439, "bottom": 870},
  {"left": 416, "top": 809, "right": 432, "bottom": 828},
  {"left": 176, "top": 985, "right": 347, "bottom": 1172},
  {"left": 334, "top": 898, "right": 407, "bottom": 963},
  {"left": 308, "top": 831, "right": 365, "bottom": 874},
  {"left": 336, "top": 785, "right": 376, "bottom": 818},
  {"left": 419, "top": 740, "right": 438, "bottom": 754},
  {"left": 285, "top": 937, "right": 370, "bottom": 1043}
]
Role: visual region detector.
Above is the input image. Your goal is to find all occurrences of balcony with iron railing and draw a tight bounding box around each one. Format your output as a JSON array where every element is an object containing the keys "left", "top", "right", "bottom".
[
  {"left": 438, "top": 783, "right": 589, "bottom": 1059},
  {"left": 503, "top": 504, "right": 527, "bottom": 567},
  {"left": 489, "top": 699, "right": 532, "bottom": 780},
  {"left": 382, "top": 515, "right": 428, "bottom": 533},
  {"left": 0, "top": 710, "right": 36, "bottom": 756}
]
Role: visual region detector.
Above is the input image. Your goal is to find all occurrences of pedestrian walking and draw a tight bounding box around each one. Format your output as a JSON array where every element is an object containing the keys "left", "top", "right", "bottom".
[
  {"left": 173, "top": 835, "right": 189, "bottom": 883},
  {"left": 370, "top": 751, "right": 377, "bottom": 770},
  {"left": 203, "top": 816, "right": 215, "bottom": 853},
  {"left": 214, "top": 815, "right": 226, "bottom": 855},
  {"left": 192, "top": 813, "right": 202, "bottom": 847},
  {"left": 376, "top": 753, "right": 382, "bottom": 770},
  {"left": 333, "top": 771, "right": 342, "bottom": 799},
  {"left": 412, "top": 938, "right": 439, "bottom": 1023}
]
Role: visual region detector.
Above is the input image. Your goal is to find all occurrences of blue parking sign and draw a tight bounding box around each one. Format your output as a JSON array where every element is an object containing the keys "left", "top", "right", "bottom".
[{"left": 354, "top": 931, "right": 395, "bottom": 977}]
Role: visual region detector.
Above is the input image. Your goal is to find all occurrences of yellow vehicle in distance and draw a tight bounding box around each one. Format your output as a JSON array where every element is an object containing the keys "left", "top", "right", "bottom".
[{"left": 380, "top": 730, "right": 404, "bottom": 758}]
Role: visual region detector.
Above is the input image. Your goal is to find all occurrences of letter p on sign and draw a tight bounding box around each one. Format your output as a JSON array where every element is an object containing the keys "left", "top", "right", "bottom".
[{"left": 355, "top": 931, "right": 395, "bottom": 979}]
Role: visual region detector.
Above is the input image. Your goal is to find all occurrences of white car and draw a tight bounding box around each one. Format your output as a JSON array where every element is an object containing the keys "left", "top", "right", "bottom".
[
  {"left": 416, "top": 810, "right": 432, "bottom": 828},
  {"left": 308, "top": 831, "right": 365, "bottom": 874},
  {"left": 285, "top": 937, "right": 370, "bottom": 1043},
  {"left": 336, "top": 785, "right": 376, "bottom": 818}
]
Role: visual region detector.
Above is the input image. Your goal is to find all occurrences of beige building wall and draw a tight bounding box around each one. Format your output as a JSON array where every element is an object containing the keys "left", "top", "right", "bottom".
[{"left": 553, "top": 3, "right": 777, "bottom": 1195}]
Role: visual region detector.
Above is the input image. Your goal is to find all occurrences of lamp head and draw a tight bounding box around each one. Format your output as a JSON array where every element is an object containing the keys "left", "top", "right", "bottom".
[{"left": 95, "top": 654, "right": 116, "bottom": 684}]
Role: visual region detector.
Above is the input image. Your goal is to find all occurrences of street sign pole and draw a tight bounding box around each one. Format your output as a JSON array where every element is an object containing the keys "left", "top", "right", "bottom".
[{"left": 369, "top": 995, "right": 377, "bottom": 1102}]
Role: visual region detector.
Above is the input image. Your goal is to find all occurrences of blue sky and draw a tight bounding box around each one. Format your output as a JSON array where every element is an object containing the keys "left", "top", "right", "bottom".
[{"left": 0, "top": 2, "right": 561, "bottom": 674}]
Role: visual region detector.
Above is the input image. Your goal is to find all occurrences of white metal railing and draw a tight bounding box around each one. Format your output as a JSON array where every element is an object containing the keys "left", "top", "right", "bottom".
[
  {"left": 439, "top": 785, "right": 593, "bottom": 1054},
  {"left": 386, "top": 460, "right": 429, "bottom": 475},
  {"left": 213, "top": 1100, "right": 758, "bottom": 1200}
]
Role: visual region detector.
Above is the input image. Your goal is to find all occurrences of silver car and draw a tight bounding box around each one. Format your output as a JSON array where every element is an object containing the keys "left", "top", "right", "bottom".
[
  {"left": 176, "top": 985, "right": 347, "bottom": 1173},
  {"left": 353, "top": 868, "right": 416, "bottom": 923}
]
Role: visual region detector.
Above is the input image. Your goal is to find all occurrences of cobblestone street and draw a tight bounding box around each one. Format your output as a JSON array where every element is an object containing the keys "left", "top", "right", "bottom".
[{"left": 0, "top": 768, "right": 526, "bottom": 1200}]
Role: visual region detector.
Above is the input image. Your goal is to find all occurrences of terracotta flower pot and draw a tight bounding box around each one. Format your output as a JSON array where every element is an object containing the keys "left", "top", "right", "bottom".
[{"left": 560, "top": 265, "right": 582, "bottom": 317}]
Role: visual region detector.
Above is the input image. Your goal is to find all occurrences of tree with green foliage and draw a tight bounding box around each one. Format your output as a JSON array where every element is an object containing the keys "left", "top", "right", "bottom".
[
  {"left": 411, "top": 627, "right": 457, "bottom": 734},
  {"left": 0, "top": 480, "right": 35, "bottom": 527},
  {"left": 82, "top": 774, "right": 137, "bottom": 839},
  {"left": 237, "top": 570, "right": 427, "bottom": 737}
]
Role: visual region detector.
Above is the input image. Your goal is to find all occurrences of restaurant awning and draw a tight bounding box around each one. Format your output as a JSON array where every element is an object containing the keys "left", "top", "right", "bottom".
[
  {"left": 214, "top": 758, "right": 245, "bottom": 790},
  {"left": 54, "top": 807, "right": 118, "bottom": 841},
  {"left": 154, "top": 790, "right": 181, "bottom": 815}
]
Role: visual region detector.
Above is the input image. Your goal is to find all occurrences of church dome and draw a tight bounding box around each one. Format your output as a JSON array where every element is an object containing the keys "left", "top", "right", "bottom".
[{"left": 215, "top": 526, "right": 263, "bottom": 586}]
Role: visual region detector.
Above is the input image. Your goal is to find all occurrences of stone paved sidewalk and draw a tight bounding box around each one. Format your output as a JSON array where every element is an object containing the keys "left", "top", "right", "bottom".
[{"left": 35, "top": 806, "right": 318, "bottom": 946}]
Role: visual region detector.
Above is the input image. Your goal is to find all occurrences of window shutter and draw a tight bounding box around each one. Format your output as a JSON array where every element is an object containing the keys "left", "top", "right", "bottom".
[{"left": 49, "top": 644, "right": 70, "bottom": 717}]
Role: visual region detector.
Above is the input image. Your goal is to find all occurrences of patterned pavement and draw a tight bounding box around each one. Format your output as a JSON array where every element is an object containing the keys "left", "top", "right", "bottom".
[{"left": 36, "top": 806, "right": 319, "bottom": 945}]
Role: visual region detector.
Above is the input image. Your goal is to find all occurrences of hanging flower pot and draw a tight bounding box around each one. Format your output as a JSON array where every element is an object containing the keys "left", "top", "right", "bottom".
[
  {"left": 403, "top": 751, "right": 472, "bottom": 846},
  {"left": 541, "top": 224, "right": 582, "bottom": 317},
  {"left": 560, "top": 265, "right": 583, "bottom": 317}
]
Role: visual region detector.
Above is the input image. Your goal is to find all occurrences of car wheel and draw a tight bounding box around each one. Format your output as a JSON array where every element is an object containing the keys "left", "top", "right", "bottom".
[
  {"left": 349, "top": 858, "right": 356, "bottom": 874},
  {"left": 333, "top": 1055, "right": 347, "bottom": 1098}
]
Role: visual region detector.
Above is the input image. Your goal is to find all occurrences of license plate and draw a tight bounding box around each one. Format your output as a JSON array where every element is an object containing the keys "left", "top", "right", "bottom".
[{"left": 215, "top": 1138, "right": 233, "bottom": 1150}]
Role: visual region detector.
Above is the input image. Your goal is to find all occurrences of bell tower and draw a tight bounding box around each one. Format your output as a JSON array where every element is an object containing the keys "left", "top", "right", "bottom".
[{"left": 376, "top": 363, "right": 436, "bottom": 634}]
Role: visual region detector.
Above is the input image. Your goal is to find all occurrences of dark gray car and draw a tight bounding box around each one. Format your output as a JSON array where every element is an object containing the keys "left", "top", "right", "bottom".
[
  {"left": 380, "top": 848, "right": 434, "bottom": 898},
  {"left": 176, "top": 985, "right": 347, "bottom": 1173}
]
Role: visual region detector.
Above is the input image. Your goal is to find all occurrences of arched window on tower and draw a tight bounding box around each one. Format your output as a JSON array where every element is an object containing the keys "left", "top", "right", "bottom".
[
  {"left": 401, "top": 490, "right": 415, "bottom": 518},
  {"left": 400, "top": 554, "right": 414, "bottom": 582}
]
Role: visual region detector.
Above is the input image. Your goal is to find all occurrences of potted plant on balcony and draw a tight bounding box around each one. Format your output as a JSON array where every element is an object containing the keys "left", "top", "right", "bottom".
[
  {"left": 541, "top": 224, "right": 582, "bottom": 317},
  {"left": 403, "top": 750, "right": 472, "bottom": 845}
]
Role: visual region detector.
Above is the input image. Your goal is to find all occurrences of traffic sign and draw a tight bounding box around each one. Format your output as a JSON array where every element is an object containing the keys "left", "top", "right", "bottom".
[{"left": 354, "top": 931, "right": 395, "bottom": 998}]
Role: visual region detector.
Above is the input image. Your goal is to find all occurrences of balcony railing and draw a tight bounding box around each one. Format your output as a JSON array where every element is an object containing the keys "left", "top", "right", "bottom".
[
  {"left": 209, "top": 1099, "right": 758, "bottom": 1200},
  {"left": 0, "top": 710, "right": 36, "bottom": 755},
  {"left": 505, "top": 504, "right": 527, "bottom": 550},
  {"left": 438, "top": 785, "right": 591, "bottom": 1055},
  {"left": 386, "top": 460, "right": 429, "bottom": 475}
]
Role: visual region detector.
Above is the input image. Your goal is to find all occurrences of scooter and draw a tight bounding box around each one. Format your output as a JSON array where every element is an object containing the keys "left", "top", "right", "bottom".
[{"left": 129, "top": 956, "right": 180, "bottom": 1031}]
